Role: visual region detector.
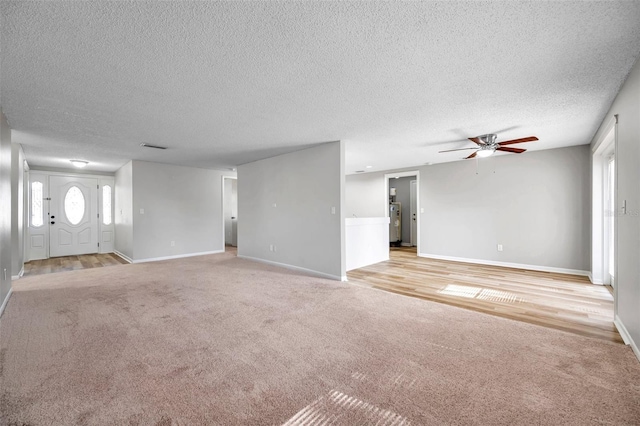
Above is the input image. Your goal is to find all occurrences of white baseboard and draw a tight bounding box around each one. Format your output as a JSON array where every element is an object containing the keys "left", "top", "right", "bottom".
[
  {"left": 11, "top": 266, "right": 24, "bottom": 280},
  {"left": 237, "top": 255, "right": 345, "bottom": 281},
  {"left": 587, "top": 272, "right": 605, "bottom": 285},
  {"left": 417, "top": 252, "right": 590, "bottom": 277},
  {"left": 614, "top": 315, "right": 640, "bottom": 362},
  {"left": 133, "top": 250, "right": 224, "bottom": 264},
  {"left": 0, "top": 287, "right": 13, "bottom": 318},
  {"left": 400, "top": 243, "right": 412, "bottom": 247},
  {"left": 113, "top": 250, "right": 133, "bottom": 264}
]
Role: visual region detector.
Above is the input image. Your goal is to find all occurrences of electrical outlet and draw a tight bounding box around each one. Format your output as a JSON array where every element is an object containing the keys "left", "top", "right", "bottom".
[
  {"left": 497, "top": 244, "right": 503, "bottom": 252},
  {"left": 269, "top": 244, "right": 273, "bottom": 252},
  {"left": 171, "top": 241, "right": 175, "bottom": 247},
  {"left": 331, "top": 206, "right": 336, "bottom": 215},
  {"left": 139, "top": 208, "right": 145, "bottom": 214},
  {"left": 273, "top": 245, "right": 277, "bottom": 252}
]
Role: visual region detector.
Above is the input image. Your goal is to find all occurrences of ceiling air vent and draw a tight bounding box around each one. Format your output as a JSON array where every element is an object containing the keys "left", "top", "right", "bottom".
[{"left": 140, "top": 143, "right": 167, "bottom": 150}]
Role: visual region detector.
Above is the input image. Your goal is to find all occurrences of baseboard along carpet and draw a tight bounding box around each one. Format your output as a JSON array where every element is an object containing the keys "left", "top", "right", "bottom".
[{"left": 1, "top": 251, "right": 639, "bottom": 425}]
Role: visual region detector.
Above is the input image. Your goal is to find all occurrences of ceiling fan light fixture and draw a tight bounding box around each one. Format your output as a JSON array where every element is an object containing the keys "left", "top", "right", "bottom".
[{"left": 476, "top": 148, "right": 495, "bottom": 158}]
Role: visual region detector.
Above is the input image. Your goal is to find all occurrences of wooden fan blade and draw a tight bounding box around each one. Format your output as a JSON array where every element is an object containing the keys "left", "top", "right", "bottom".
[
  {"left": 497, "top": 147, "right": 526, "bottom": 154},
  {"left": 465, "top": 152, "right": 477, "bottom": 159},
  {"left": 469, "top": 137, "right": 482, "bottom": 145},
  {"left": 439, "top": 148, "right": 478, "bottom": 153},
  {"left": 498, "top": 136, "right": 538, "bottom": 146}
]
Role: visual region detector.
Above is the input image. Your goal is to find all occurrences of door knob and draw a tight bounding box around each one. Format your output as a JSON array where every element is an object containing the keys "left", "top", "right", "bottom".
[
  {"left": 50, "top": 221, "right": 55, "bottom": 225},
  {"left": 51, "top": 215, "right": 55, "bottom": 219}
]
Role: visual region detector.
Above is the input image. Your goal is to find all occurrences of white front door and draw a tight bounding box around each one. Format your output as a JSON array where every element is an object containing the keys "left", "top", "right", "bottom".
[{"left": 49, "top": 175, "right": 98, "bottom": 257}]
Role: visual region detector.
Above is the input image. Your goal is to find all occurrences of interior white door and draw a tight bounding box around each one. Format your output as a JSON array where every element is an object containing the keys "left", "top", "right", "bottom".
[
  {"left": 230, "top": 178, "right": 238, "bottom": 247},
  {"left": 223, "top": 177, "right": 238, "bottom": 248},
  {"left": 410, "top": 180, "right": 417, "bottom": 247},
  {"left": 49, "top": 175, "right": 98, "bottom": 257}
]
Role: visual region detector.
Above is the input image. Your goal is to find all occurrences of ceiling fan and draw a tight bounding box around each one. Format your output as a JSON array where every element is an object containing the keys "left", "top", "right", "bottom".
[{"left": 439, "top": 134, "right": 538, "bottom": 159}]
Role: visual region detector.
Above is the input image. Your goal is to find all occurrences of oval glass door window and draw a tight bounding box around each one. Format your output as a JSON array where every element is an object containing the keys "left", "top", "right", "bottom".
[{"left": 64, "top": 186, "right": 86, "bottom": 225}]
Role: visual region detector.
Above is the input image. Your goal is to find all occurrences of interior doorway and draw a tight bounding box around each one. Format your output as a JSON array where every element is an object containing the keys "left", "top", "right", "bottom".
[
  {"left": 384, "top": 171, "right": 420, "bottom": 254},
  {"left": 222, "top": 176, "right": 238, "bottom": 249},
  {"left": 410, "top": 180, "right": 417, "bottom": 246},
  {"left": 591, "top": 116, "right": 616, "bottom": 317},
  {"left": 606, "top": 155, "right": 615, "bottom": 286}
]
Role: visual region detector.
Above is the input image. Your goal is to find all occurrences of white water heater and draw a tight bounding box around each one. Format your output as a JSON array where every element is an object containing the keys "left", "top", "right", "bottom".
[{"left": 389, "top": 202, "right": 401, "bottom": 244}]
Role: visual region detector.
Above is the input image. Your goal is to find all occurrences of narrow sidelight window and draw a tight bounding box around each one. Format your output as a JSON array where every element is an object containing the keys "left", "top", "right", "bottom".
[
  {"left": 102, "top": 185, "right": 112, "bottom": 225},
  {"left": 31, "top": 181, "right": 44, "bottom": 227}
]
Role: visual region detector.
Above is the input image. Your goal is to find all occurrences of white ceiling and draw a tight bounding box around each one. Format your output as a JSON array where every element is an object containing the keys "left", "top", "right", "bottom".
[{"left": 1, "top": 1, "right": 639, "bottom": 174}]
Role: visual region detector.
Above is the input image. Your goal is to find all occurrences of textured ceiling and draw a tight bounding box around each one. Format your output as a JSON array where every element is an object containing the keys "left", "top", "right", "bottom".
[{"left": 1, "top": 1, "right": 639, "bottom": 173}]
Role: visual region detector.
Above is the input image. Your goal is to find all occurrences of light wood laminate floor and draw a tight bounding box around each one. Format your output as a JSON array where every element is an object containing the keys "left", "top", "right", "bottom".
[
  {"left": 348, "top": 247, "right": 621, "bottom": 343},
  {"left": 23, "top": 253, "right": 128, "bottom": 276}
]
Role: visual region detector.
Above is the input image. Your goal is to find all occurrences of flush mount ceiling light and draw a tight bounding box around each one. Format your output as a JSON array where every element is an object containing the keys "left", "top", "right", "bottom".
[{"left": 70, "top": 160, "right": 89, "bottom": 168}]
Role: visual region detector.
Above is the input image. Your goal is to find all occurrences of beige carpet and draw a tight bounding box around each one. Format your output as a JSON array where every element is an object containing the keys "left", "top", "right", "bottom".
[{"left": 1, "top": 251, "right": 639, "bottom": 425}]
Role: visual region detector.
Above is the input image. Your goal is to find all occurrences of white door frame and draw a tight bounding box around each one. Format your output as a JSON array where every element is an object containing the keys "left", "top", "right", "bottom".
[
  {"left": 410, "top": 179, "right": 417, "bottom": 247},
  {"left": 384, "top": 170, "right": 420, "bottom": 255},
  {"left": 605, "top": 155, "right": 615, "bottom": 287},
  {"left": 221, "top": 175, "right": 238, "bottom": 250},
  {"left": 591, "top": 115, "right": 617, "bottom": 311},
  {"left": 23, "top": 161, "right": 30, "bottom": 264}
]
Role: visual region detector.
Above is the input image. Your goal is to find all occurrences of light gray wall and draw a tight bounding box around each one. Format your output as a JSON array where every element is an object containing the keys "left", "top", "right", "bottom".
[
  {"left": 238, "top": 141, "right": 345, "bottom": 280},
  {"left": 389, "top": 176, "right": 415, "bottom": 244},
  {"left": 114, "top": 161, "right": 133, "bottom": 260},
  {"left": 131, "top": 160, "right": 231, "bottom": 261},
  {"left": 345, "top": 172, "right": 386, "bottom": 218},
  {"left": 345, "top": 145, "right": 591, "bottom": 272},
  {"left": 591, "top": 58, "right": 640, "bottom": 352},
  {"left": 420, "top": 145, "right": 590, "bottom": 270},
  {"left": 0, "top": 110, "right": 12, "bottom": 312},
  {"left": 11, "top": 143, "right": 24, "bottom": 277},
  {"left": 10, "top": 143, "right": 25, "bottom": 277}
]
